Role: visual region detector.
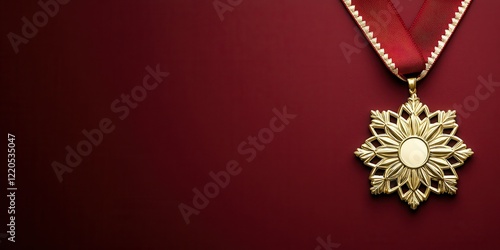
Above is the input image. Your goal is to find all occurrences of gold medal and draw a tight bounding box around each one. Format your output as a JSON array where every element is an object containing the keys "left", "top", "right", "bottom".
[
  {"left": 355, "top": 80, "right": 473, "bottom": 209},
  {"left": 343, "top": 0, "right": 474, "bottom": 209}
]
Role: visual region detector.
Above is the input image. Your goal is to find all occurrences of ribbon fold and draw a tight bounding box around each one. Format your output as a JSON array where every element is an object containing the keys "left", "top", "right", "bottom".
[{"left": 342, "top": 0, "right": 472, "bottom": 81}]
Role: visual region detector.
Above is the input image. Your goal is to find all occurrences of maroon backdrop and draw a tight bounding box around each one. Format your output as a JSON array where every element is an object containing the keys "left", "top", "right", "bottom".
[{"left": 1, "top": 0, "right": 499, "bottom": 249}]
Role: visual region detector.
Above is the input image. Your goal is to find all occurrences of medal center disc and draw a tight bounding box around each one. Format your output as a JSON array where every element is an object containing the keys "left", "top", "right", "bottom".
[{"left": 398, "top": 137, "right": 429, "bottom": 169}]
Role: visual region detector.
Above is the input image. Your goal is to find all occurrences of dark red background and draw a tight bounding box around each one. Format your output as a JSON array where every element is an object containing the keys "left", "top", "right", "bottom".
[{"left": 1, "top": 0, "right": 499, "bottom": 249}]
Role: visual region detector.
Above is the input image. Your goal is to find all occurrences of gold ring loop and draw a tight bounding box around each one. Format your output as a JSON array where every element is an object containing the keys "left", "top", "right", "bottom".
[{"left": 408, "top": 78, "right": 417, "bottom": 96}]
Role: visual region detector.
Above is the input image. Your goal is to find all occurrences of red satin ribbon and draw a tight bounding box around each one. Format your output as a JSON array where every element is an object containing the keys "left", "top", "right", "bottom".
[{"left": 343, "top": 0, "right": 471, "bottom": 79}]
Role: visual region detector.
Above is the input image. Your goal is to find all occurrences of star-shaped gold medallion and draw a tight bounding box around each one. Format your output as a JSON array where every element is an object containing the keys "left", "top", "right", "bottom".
[{"left": 355, "top": 93, "right": 473, "bottom": 209}]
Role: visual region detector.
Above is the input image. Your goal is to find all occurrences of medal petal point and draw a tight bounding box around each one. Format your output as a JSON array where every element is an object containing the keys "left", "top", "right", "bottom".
[
  {"left": 429, "top": 145, "right": 454, "bottom": 158},
  {"left": 385, "top": 162, "right": 404, "bottom": 180},
  {"left": 430, "top": 157, "right": 450, "bottom": 169},
  {"left": 377, "top": 135, "right": 399, "bottom": 147},
  {"left": 442, "top": 177, "right": 458, "bottom": 194},
  {"left": 428, "top": 135, "right": 448, "bottom": 147},
  {"left": 418, "top": 168, "right": 432, "bottom": 187}
]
